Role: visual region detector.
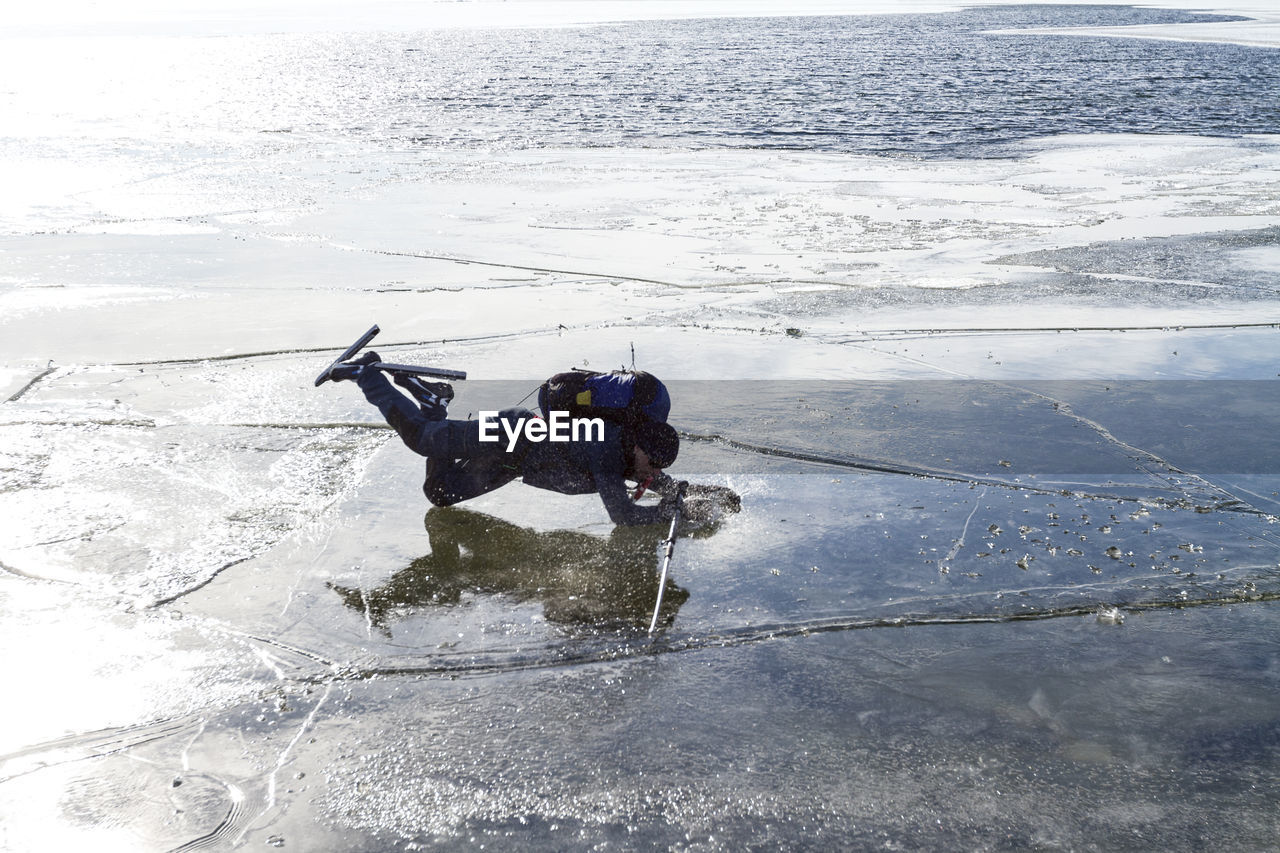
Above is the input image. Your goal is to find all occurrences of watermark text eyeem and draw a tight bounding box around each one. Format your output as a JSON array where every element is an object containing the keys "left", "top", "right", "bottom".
[{"left": 478, "top": 411, "right": 605, "bottom": 452}]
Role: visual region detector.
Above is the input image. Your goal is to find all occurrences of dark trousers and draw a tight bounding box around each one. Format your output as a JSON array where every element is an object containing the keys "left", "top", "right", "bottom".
[
  {"left": 423, "top": 448, "right": 522, "bottom": 507},
  {"left": 357, "top": 369, "right": 535, "bottom": 507},
  {"left": 409, "top": 408, "right": 534, "bottom": 508}
]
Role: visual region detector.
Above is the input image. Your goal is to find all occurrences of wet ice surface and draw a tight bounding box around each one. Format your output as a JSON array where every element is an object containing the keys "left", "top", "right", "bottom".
[
  {"left": 5, "top": 293, "right": 1280, "bottom": 849},
  {"left": 4, "top": 7, "right": 1280, "bottom": 848}
]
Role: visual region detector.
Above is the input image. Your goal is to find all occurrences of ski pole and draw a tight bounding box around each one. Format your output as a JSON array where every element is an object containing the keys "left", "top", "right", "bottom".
[{"left": 648, "top": 481, "right": 688, "bottom": 635}]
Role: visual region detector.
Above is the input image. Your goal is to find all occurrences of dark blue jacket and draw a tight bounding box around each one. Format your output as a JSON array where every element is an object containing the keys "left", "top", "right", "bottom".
[{"left": 518, "top": 419, "right": 666, "bottom": 526}]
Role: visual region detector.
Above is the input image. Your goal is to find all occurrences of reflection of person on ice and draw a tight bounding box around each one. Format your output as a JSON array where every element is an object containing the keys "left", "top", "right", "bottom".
[
  {"left": 328, "top": 506, "right": 699, "bottom": 632},
  {"left": 333, "top": 352, "right": 694, "bottom": 526}
]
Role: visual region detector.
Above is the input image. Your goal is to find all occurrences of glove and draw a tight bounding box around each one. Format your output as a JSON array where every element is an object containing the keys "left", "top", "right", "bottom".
[
  {"left": 687, "top": 484, "right": 741, "bottom": 513},
  {"left": 714, "top": 486, "right": 742, "bottom": 513},
  {"left": 330, "top": 350, "right": 381, "bottom": 382}
]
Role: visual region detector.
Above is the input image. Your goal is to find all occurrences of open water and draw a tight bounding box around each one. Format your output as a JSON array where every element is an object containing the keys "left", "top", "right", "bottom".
[{"left": 6, "top": 6, "right": 1280, "bottom": 159}]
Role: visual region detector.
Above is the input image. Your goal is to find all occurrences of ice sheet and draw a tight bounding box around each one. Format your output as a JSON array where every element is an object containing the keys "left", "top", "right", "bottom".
[
  {"left": 5, "top": 137, "right": 1280, "bottom": 369},
  {"left": 3, "top": 6, "right": 1280, "bottom": 848}
]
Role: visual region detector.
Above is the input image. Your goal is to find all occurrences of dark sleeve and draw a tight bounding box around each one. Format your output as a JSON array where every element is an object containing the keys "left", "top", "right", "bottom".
[
  {"left": 587, "top": 434, "right": 668, "bottom": 526},
  {"left": 355, "top": 368, "right": 429, "bottom": 453},
  {"left": 596, "top": 475, "right": 668, "bottom": 527}
]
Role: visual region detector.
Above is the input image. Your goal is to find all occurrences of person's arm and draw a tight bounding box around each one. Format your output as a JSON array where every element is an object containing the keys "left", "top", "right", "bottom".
[
  {"left": 645, "top": 470, "right": 680, "bottom": 499},
  {"left": 597, "top": 475, "right": 670, "bottom": 526},
  {"left": 585, "top": 437, "right": 670, "bottom": 526}
]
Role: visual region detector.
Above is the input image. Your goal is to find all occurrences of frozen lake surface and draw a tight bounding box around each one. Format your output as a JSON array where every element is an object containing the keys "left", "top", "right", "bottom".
[{"left": 2, "top": 3, "right": 1280, "bottom": 850}]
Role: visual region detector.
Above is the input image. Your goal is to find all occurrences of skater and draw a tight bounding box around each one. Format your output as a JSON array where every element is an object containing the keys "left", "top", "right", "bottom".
[{"left": 333, "top": 352, "right": 686, "bottom": 526}]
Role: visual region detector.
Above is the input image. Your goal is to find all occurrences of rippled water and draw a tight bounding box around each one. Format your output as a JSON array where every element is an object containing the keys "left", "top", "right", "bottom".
[{"left": 5, "top": 6, "right": 1279, "bottom": 159}]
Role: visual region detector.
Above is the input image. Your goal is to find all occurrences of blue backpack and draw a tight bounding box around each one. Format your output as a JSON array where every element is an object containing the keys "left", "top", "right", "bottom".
[{"left": 537, "top": 369, "right": 670, "bottom": 426}]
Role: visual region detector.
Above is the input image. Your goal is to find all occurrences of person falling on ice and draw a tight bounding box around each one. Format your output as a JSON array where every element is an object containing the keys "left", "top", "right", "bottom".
[{"left": 333, "top": 352, "right": 734, "bottom": 526}]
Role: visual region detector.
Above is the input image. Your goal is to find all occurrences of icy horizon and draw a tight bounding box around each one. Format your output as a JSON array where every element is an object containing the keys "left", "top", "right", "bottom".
[{"left": 6, "top": 0, "right": 1280, "bottom": 47}]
